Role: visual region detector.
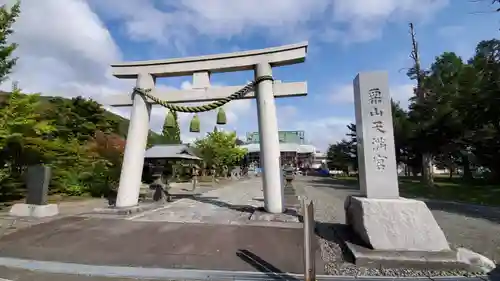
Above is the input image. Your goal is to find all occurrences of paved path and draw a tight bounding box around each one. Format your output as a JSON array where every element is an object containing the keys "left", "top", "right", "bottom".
[
  {"left": 0, "top": 216, "right": 323, "bottom": 275},
  {"left": 0, "top": 177, "right": 322, "bottom": 279},
  {"left": 131, "top": 178, "right": 266, "bottom": 224}
]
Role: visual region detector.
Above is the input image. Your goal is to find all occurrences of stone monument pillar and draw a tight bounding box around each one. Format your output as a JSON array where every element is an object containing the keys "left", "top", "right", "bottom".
[
  {"left": 10, "top": 165, "right": 59, "bottom": 217},
  {"left": 345, "top": 71, "right": 450, "bottom": 252}
]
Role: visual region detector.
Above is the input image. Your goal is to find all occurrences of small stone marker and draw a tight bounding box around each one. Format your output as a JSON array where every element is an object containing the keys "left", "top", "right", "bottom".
[
  {"left": 353, "top": 71, "right": 398, "bottom": 199},
  {"left": 10, "top": 165, "right": 59, "bottom": 218},
  {"left": 25, "top": 165, "right": 51, "bottom": 205}
]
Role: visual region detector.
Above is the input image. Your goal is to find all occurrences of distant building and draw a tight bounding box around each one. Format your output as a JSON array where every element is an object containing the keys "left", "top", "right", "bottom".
[
  {"left": 144, "top": 144, "right": 201, "bottom": 166},
  {"left": 239, "top": 131, "right": 321, "bottom": 168},
  {"left": 246, "top": 130, "right": 306, "bottom": 145},
  {"left": 311, "top": 152, "right": 327, "bottom": 169}
]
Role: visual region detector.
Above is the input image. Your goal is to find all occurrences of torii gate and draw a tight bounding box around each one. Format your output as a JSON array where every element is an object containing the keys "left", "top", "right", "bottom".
[{"left": 107, "top": 42, "right": 308, "bottom": 214}]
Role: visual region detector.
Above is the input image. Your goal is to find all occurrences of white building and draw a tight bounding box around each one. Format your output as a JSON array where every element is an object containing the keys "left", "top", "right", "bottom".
[
  {"left": 311, "top": 152, "right": 327, "bottom": 169},
  {"left": 239, "top": 142, "right": 321, "bottom": 168}
]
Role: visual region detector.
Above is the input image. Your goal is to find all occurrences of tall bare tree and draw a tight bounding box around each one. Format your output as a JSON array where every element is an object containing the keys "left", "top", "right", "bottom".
[{"left": 408, "top": 23, "right": 434, "bottom": 187}]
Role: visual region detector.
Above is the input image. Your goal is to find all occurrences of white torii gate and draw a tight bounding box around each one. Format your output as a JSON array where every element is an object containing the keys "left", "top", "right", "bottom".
[{"left": 106, "top": 42, "right": 308, "bottom": 214}]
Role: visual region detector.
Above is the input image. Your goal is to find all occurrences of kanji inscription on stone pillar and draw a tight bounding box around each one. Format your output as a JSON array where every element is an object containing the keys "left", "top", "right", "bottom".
[{"left": 353, "top": 71, "right": 399, "bottom": 199}]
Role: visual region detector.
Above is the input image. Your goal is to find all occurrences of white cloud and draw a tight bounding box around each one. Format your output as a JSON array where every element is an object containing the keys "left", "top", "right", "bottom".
[
  {"left": 330, "top": 0, "right": 449, "bottom": 42},
  {"left": 390, "top": 84, "right": 414, "bottom": 109},
  {"left": 278, "top": 105, "right": 297, "bottom": 119},
  {"left": 329, "top": 84, "right": 355, "bottom": 104},
  {"left": 437, "top": 25, "right": 465, "bottom": 38},
  {"left": 0, "top": 0, "right": 128, "bottom": 100},
  {"left": 88, "top": 0, "right": 449, "bottom": 47},
  {"left": 296, "top": 117, "right": 354, "bottom": 151}
]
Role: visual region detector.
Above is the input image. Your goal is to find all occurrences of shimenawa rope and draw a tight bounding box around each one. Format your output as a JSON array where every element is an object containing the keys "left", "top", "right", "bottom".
[{"left": 132, "top": 75, "right": 273, "bottom": 112}]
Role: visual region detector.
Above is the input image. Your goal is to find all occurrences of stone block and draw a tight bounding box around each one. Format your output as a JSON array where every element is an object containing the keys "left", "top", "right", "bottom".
[
  {"left": 25, "top": 165, "right": 51, "bottom": 205},
  {"left": 344, "top": 196, "right": 450, "bottom": 251},
  {"left": 9, "top": 203, "right": 59, "bottom": 218},
  {"left": 457, "top": 247, "right": 496, "bottom": 274}
]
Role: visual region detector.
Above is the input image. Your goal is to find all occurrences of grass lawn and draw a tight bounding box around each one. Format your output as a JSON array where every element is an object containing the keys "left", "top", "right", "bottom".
[{"left": 334, "top": 175, "right": 500, "bottom": 207}]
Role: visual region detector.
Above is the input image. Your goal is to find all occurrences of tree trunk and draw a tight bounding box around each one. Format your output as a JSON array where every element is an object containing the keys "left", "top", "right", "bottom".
[
  {"left": 462, "top": 155, "right": 472, "bottom": 181},
  {"left": 411, "top": 166, "right": 419, "bottom": 177},
  {"left": 448, "top": 167, "right": 453, "bottom": 180},
  {"left": 421, "top": 152, "right": 434, "bottom": 186}
]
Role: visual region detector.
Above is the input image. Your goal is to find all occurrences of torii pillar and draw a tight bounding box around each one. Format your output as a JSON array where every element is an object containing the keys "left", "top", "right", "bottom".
[{"left": 106, "top": 42, "right": 308, "bottom": 213}]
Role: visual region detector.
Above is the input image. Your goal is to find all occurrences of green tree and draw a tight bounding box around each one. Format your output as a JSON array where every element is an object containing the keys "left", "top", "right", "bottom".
[
  {"left": 43, "top": 96, "right": 118, "bottom": 142},
  {"left": 0, "top": 1, "right": 20, "bottom": 83},
  {"left": 407, "top": 52, "right": 466, "bottom": 183},
  {"left": 326, "top": 139, "right": 356, "bottom": 173},
  {"left": 458, "top": 39, "right": 500, "bottom": 179},
  {"left": 161, "top": 111, "right": 181, "bottom": 144},
  {"left": 194, "top": 130, "right": 247, "bottom": 169},
  {"left": 0, "top": 87, "right": 56, "bottom": 198}
]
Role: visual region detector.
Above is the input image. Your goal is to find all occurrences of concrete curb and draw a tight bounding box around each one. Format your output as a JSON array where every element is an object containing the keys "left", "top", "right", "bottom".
[{"left": 0, "top": 257, "right": 491, "bottom": 281}]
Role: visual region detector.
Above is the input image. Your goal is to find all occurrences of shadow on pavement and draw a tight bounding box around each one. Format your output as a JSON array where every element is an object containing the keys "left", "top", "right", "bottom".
[
  {"left": 305, "top": 177, "right": 360, "bottom": 191},
  {"left": 190, "top": 196, "right": 301, "bottom": 218},
  {"left": 190, "top": 196, "right": 257, "bottom": 213},
  {"left": 236, "top": 249, "right": 300, "bottom": 280}
]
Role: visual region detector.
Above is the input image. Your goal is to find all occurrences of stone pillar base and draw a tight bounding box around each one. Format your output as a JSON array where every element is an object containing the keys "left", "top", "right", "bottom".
[
  {"left": 93, "top": 205, "right": 145, "bottom": 215},
  {"left": 9, "top": 203, "right": 59, "bottom": 218},
  {"left": 344, "top": 196, "right": 450, "bottom": 251}
]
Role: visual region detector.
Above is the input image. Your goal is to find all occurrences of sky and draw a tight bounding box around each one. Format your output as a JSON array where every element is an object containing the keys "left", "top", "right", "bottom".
[{"left": 1, "top": 0, "right": 499, "bottom": 151}]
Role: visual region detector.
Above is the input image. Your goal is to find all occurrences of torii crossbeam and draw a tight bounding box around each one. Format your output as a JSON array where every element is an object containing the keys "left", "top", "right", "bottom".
[{"left": 106, "top": 42, "right": 308, "bottom": 214}]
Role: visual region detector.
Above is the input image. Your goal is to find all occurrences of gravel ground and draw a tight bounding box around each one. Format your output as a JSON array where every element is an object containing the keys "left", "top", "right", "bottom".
[{"left": 294, "top": 176, "right": 498, "bottom": 277}]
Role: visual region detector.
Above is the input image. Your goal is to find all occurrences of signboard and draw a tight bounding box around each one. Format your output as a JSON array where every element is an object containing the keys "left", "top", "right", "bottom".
[{"left": 246, "top": 131, "right": 305, "bottom": 144}]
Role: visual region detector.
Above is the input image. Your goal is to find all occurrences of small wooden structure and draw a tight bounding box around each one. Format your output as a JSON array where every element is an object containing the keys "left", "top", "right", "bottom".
[{"left": 141, "top": 144, "right": 201, "bottom": 201}]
